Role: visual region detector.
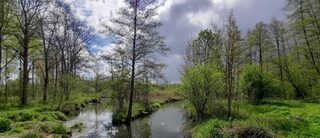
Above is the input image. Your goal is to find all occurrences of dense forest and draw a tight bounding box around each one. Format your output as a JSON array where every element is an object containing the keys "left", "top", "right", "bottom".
[{"left": 0, "top": 0, "right": 319, "bottom": 138}]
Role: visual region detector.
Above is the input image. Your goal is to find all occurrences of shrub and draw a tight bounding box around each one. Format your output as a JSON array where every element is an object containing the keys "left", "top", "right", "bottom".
[
  {"left": 0, "top": 118, "right": 11, "bottom": 132},
  {"left": 224, "top": 126, "right": 270, "bottom": 138},
  {"left": 51, "top": 124, "right": 67, "bottom": 134},
  {"left": 20, "top": 132, "right": 44, "bottom": 138},
  {"left": 71, "top": 123, "right": 84, "bottom": 130},
  {"left": 53, "top": 112, "right": 68, "bottom": 121},
  {"left": 152, "top": 102, "right": 161, "bottom": 109},
  {"left": 18, "top": 111, "right": 34, "bottom": 121},
  {"left": 112, "top": 111, "right": 126, "bottom": 125},
  {"left": 38, "top": 112, "right": 67, "bottom": 122},
  {"left": 181, "top": 63, "right": 224, "bottom": 120},
  {"left": 240, "top": 64, "right": 279, "bottom": 104},
  {"left": 192, "top": 119, "right": 228, "bottom": 138}
]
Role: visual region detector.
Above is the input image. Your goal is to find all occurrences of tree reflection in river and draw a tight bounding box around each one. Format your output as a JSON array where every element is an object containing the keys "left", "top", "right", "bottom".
[
  {"left": 112, "top": 118, "right": 151, "bottom": 138},
  {"left": 66, "top": 102, "right": 187, "bottom": 138}
]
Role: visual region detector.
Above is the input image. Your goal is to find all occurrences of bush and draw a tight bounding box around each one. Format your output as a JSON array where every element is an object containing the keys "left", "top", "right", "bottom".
[
  {"left": 192, "top": 119, "right": 228, "bottom": 138},
  {"left": 18, "top": 111, "right": 34, "bottom": 121},
  {"left": 51, "top": 124, "right": 67, "bottom": 134},
  {"left": 71, "top": 123, "right": 84, "bottom": 130},
  {"left": 20, "top": 132, "right": 44, "bottom": 138},
  {"left": 112, "top": 111, "right": 126, "bottom": 125},
  {"left": 151, "top": 102, "right": 161, "bottom": 109},
  {"left": 223, "top": 126, "right": 270, "bottom": 138},
  {"left": 240, "top": 64, "right": 279, "bottom": 104},
  {"left": 181, "top": 63, "right": 224, "bottom": 120},
  {"left": 54, "top": 112, "right": 68, "bottom": 121},
  {"left": 0, "top": 118, "right": 11, "bottom": 132}
]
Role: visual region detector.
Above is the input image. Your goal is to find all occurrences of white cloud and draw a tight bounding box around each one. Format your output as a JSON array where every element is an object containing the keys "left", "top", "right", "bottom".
[
  {"left": 64, "top": 0, "right": 127, "bottom": 34},
  {"left": 185, "top": 9, "right": 220, "bottom": 28},
  {"left": 65, "top": 0, "right": 286, "bottom": 82}
]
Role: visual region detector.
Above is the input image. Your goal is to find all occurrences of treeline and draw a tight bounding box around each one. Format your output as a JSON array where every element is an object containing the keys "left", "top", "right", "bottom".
[
  {"left": 0, "top": 0, "right": 93, "bottom": 107},
  {"left": 182, "top": 0, "right": 320, "bottom": 120}
]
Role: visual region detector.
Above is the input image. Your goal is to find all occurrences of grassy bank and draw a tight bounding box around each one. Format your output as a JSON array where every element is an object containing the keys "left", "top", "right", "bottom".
[
  {"left": 191, "top": 100, "right": 320, "bottom": 138},
  {"left": 0, "top": 105, "right": 69, "bottom": 138},
  {"left": 0, "top": 92, "right": 103, "bottom": 138}
]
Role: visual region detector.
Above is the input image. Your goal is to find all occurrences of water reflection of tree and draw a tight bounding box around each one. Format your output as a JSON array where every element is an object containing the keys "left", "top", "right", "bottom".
[
  {"left": 112, "top": 118, "right": 151, "bottom": 138},
  {"left": 94, "top": 103, "right": 98, "bottom": 133}
]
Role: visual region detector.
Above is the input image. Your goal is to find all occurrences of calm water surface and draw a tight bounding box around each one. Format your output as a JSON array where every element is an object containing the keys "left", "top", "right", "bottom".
[{"left": 65, "top": 102, "right": 188, "bottom": 138}]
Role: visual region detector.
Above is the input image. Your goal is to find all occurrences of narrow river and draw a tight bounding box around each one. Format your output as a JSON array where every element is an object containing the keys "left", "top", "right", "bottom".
[{"left": 65, "top": 102, "right": 188, "bottom": 138}]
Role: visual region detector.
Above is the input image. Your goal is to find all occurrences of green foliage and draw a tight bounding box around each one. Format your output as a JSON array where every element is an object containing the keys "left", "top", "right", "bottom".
[
  {"left": 18, "top": 112, "right": 34, "bottom": 122},
  {"left": 7, "top": 111, "right": 34, "bottom": 122},
  {"left": 20, "top": 132, "right": 44, "bottom": 138},
  {"left": 223, "top": 125, "right": 270, "bottom": 138},
  {"left": 38, "top": 112, "right": 67, "bottom": 121},
  {"left": 192, "top": 100, "right": 320, "bottom": 137},
  {"left": 192, "top": 119, "right": 228, "bottom": 138},
  {"left": 286, "top": 63, "right": 318, "bottom": 98},
  {"left": 0, "top": 118, "right": 11, "bottom": 132},
  {"left": 70, "top": 123, "right": 84, "bottom": 130},
  {"left": 186, "top": 29, "right": 222, "bottom": 65},
  {"left": 240, "top": 64, "right": 280, "bottom": 104},
  {"left": 51, "top": 124, "right": 67, "bottom": 134},
  {"left": 151, "top": 102, "right": 161, "bottom": 109},
  {"left": 182, "top": 63, "right": 224, "bottom": 119},
  {"left": 112, "top": 111, "right": 126, "bottom": 125}
]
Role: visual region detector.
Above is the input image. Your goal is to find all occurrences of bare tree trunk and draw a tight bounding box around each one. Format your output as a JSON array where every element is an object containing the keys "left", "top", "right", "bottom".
[
  {"left": 54, "top": 54, "right": 58, "bottom": 100},
  {"left": 4, "top": 47, "right": 8, "bottom": 100},
  {"left": 21, "top": 36, "right": 29, "bottom": 105},
  {"left": 275, "top": 30, "right": 285, "bottom": 95},
  {"left": 32, "top": 59, "right": 35, "bottom": 100},
  {"left": 258, "top": 30, "right": 263, "bottom": 71},
  {"left": 40, "top": 21, "right": 49, "bottom": 103},
  {"left": 0, "top": 33, "right": 2, "bottom": 99},
  {"left": 126, "top": 0, "right": 138, "bottom": 125}
]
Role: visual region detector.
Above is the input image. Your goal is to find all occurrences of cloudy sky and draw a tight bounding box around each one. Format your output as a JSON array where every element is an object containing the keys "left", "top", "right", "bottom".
[{"left": 64, "top": 0, "right": 286, "bottom": 82}]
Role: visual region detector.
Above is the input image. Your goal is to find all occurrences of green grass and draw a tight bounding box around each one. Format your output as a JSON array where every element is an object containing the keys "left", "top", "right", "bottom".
[
  {"left": 0, "top": 104, "right": 70, "bottom": 137},
  {"left": 192, "top": 100, "right": 320, "bottom": 138}
]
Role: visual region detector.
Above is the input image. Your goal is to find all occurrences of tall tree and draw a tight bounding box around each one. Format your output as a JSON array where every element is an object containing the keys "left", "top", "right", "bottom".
[
  {"left": 248, "top": 22, "right": 271, "bottom": 71},
  {"left": 185, "top": 28, "right": 223, "bottom": 68},
  {"left": 223, "top": 12, "right": 241, "bottom": 118},
  {"left": 38, "top": 1, "right": 56, "bottom": 103},
  {"left": 53, "top": 1, "right": 92, "bottom": 108},
  {"left": 269, "top": 18, "right": 286, "bottom": 95},
  {"left": 0, "top": 0, "right": 14, "bottom": 98},
  {"left": 102, "top": 0, "right": 168, "bottom": 124},
  {"left": 13, "top": 0, "right": 43, "bottom": 105},
  {"left": 287, "top": 0, "right": 320, "bottom": 74}
]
